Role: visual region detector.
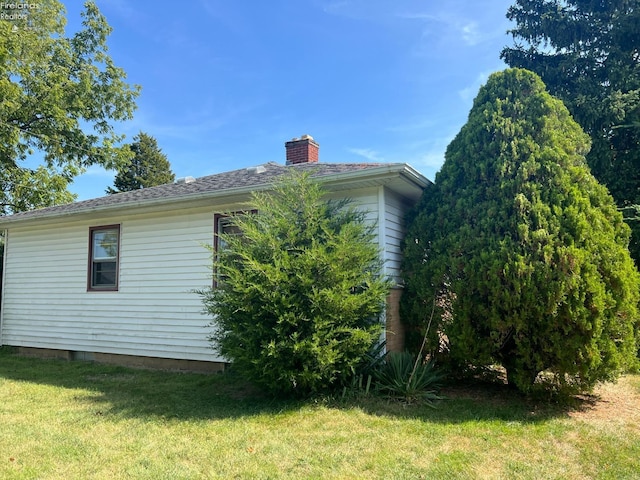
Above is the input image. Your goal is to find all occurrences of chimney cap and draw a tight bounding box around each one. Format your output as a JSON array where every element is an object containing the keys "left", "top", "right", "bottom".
[{"left": 289, "top": 134, "right": 315, "bottom": 142}]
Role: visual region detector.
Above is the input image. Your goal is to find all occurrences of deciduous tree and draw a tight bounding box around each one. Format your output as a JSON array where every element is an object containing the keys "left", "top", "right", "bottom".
[{"left": 0, "top": 0, "right": 139, "bottom": 213}]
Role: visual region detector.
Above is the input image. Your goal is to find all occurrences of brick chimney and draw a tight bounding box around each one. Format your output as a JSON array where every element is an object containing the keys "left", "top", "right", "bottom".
[{"left": 285, "top": 134, "right": 319, "bottom": 165}]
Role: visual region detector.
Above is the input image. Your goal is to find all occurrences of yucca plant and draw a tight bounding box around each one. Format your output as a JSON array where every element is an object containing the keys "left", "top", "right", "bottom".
[
  {"left": 374, "top": 351, "right": 444, "bottom": 404},
  {"left": 341, "top": 341, "right": 388, "bottom": 399}
]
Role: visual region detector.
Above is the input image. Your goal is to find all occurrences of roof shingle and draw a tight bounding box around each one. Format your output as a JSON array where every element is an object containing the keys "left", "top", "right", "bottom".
[{"left": 1, "top": 161, "right": 397, "bottom": 222}]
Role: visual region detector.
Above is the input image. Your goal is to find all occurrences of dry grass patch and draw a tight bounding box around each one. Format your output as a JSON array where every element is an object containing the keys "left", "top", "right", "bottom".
[{"left": 568, "top": 376, "right": 640, "bottom": 431}]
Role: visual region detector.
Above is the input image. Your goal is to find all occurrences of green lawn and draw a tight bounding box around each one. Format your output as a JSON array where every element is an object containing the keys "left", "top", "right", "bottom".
[{"left": 0, "top": 348, "right": 638, "bottom": 479}]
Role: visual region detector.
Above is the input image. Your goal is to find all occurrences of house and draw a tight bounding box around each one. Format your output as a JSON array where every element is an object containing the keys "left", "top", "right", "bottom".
[{"left": 0, "top": 136, "right": 430, "bottom": 371}]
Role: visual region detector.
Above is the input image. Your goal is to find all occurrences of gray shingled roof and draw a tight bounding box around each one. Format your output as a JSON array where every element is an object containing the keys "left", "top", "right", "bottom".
[{"left": 0, "top": 161, "right": 416, "bottom": 223}]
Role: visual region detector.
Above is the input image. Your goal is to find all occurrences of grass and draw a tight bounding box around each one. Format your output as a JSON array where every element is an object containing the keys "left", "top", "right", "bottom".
[{"left": 1, "top": 348, "right": 639, "bottom": 479}]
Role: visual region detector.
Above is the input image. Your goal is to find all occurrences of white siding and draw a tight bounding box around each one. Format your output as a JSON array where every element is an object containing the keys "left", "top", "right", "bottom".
[
  {"left": 329, "top": 187, "right": 409, "bottom": 282},
  {"left": 347, "top": 188, "right": 380, "bottom": 226},
  {"left": 0, "top": 186, "right": 414, "bottom": 362},
  {"left": 382, "top": 187, "right": 411, "bottom": 284},
  {"left": 1, "top": 208, "right": 220, "bottom": 361}
]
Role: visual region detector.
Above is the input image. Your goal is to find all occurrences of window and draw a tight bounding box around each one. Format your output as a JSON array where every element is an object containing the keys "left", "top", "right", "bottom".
[
  {"left": 213, "top": 213, "right": 249, "bottom": 287},
  {"left": 88, "top": 225, "right": 120, "bottom": 291},
  {"left": 215, "top": 214, "right": 241, "bottom": 253}
]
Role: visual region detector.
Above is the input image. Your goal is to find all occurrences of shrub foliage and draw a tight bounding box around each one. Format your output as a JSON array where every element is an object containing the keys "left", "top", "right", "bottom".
[
  {"left": 402, "top": 68, "right": 640, "bottom": 393},
  {"left": 201, "top": 171, "right": 391, "bottom": 396},
  {"left": 501, "top": 0, "right": 640, "bottom": 263}
]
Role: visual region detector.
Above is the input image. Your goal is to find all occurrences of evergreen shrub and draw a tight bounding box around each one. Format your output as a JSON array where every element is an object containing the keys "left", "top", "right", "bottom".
[
  {"left": 402, "top": 69, "right": 640, "bottom": 393},
  {"left": 201, "top": 171, "right": 392, "bottom": 396}
]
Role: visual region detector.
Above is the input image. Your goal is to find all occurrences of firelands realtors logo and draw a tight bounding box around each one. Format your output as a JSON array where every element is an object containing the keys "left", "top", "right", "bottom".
[{"left": 1, "top": 2, "right": 39, "bottom": 20}]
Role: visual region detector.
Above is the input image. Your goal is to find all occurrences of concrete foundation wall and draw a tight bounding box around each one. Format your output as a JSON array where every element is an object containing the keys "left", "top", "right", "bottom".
[{"left": 16, "top": 347, "right": 226, "bottom": 373}]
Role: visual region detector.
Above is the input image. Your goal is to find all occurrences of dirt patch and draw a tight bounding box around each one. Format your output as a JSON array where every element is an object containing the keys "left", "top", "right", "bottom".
[
  {"left": 568, "top": 377, "right": 640, "bottom": 429},
  {"left": 440, "top": 374, "right": 640, "bottom": 429}
]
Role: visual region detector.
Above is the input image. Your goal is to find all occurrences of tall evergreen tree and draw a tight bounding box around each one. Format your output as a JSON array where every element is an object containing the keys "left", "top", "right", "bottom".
[
  {"left": 107, "top": 132, "right": 175, "bottom": 194},
  {"left": 402, "top": 69, "right": 639, "bottom": 393},
  {"left": 501, "top": 0, "right": 640, "bottom": 261}
]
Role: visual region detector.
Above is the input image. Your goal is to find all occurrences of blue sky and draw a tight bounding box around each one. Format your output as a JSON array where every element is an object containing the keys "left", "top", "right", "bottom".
[{"left": 64, "top": 0, "right": 514, "bottom": 200}]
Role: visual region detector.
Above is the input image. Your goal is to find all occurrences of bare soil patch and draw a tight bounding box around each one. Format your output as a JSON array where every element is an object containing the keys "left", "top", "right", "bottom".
[
  {"left": 440, "top": 374, "right": 640, "bottom": 429},
  {"left": 568, "top": 376, "right": 640, "bottom": 429}
]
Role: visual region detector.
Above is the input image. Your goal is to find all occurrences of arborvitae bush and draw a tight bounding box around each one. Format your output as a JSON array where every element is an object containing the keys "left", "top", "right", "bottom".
[
  {"left": 200, "top": 171, "right": 391, "bottom": 396},
  {"left": 402, "top": 68, "right": 640, "bottom": 393}
]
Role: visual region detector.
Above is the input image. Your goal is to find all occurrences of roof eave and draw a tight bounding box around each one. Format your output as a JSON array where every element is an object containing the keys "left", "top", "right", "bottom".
[{"left": 0, "top": 163, "right": 430, "bottom": 227}]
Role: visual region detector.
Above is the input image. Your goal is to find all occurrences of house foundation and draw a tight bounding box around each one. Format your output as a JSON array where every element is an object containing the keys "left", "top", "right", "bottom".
[
  {"left": 385, "top": 287, "right": 405, "bottom": 352},
  {"left": 15, "top": 347, "right": 226, "bottom": 373}
]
